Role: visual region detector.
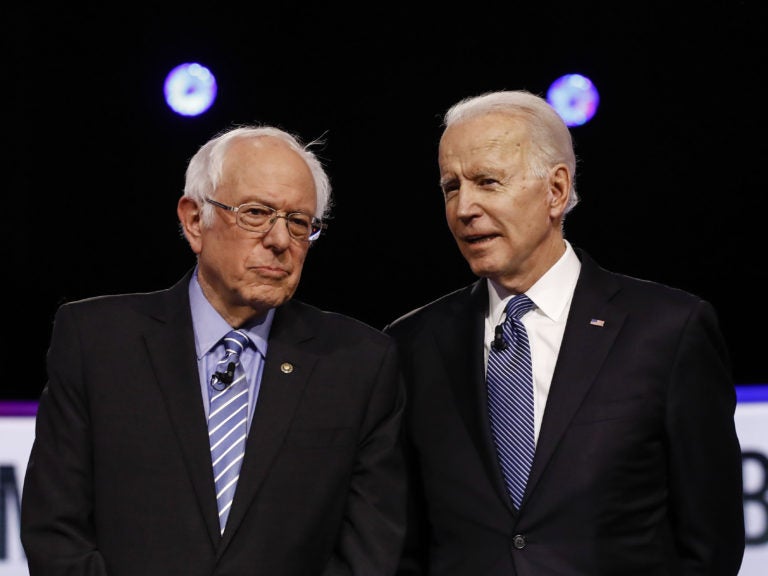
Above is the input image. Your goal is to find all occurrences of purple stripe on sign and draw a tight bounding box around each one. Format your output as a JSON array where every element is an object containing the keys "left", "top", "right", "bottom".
[
  {"left": 736, "top": 385, "right": 768, "bottom": 403},
  {"left": 0, "top": 400, "right": 39, "bottom": 416}
]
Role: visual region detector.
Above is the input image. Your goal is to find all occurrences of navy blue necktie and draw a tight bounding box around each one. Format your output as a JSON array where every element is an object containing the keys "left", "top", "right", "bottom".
[
  {"left": 486, "top": 294, "right": 536, "bottom": 508},
  {"left": 208, "top": 329, "right": 250, "bottom": 533}
]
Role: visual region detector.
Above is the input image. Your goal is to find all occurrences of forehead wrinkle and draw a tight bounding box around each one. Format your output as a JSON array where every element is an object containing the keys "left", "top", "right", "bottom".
[
  {"left": 439, "top": 119, "right": 528, "bottom": 188},
  {"left": 443, "top": 144, "right": 519, "bottom": 181}
]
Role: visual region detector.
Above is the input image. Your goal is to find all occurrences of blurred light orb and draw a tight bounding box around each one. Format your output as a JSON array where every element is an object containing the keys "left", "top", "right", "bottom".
[
  {"left": 547, "top": 74, "right": 599, "bottom": 127},
  {"left": 164, "top": 62, "right": 217, "bottom": 117}
]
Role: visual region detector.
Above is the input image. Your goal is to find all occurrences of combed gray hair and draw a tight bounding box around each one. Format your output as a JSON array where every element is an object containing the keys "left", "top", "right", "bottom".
[
  {"left": 183, "top": 125, "right": 332, "bottom": 227},
  {"left": 443, "top": 90, "right": 579, "bottom": 213}
]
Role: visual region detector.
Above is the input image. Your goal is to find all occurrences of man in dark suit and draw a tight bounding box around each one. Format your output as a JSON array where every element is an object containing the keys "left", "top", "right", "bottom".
[
  {"left": 384, "top": 90, "right": 744, "bottom": 575},
  {"left": 21, "top": 126, "right": 406, "bottom": 575}
]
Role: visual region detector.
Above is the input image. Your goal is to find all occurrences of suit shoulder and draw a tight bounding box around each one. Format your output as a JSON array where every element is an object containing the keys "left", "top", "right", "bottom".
[
  {"left": 52, "top": 284, "right": 182, "bottom": 334},
  {"left": 55, "top": 271, "right": 191, "bottom": 315},
  {"left": 611, "top": 271, "right": 707, "bottom": 308},
  {"left": 579, "top": 248, "right": 710, "bottom": 310},
  {"left": 384, "top": 283, "right": 477, "bottom": 338},
  {"left": 56, "top": 286, "right": 171, "bottom": 315},
  {"left": 288, "top": 299, "right": 392, "bottom": 345}
]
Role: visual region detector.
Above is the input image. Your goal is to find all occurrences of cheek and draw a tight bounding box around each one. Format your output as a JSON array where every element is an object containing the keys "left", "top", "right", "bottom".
[
  {"left": 288, "top": 245, "right": 310, "bottom": 270},
  {"left": 444, "top": 202, "right": 458, "bottom": 228}
]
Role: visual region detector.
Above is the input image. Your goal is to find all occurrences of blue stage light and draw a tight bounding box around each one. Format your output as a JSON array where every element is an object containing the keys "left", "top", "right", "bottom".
[
  {"left": 164, "top": 62, "right": 217, "bottom": 117},
  {"left": 547, "top": 74, "right": 599, "bottom": 127}
]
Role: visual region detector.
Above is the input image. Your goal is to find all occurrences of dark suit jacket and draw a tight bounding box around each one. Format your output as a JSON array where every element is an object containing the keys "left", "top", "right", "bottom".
[
  {"left": 385, "top": 248, "right": 744, "bottom": 576},
  {"left": 21, "top": 270, "right": 407, "bottom": 576}
]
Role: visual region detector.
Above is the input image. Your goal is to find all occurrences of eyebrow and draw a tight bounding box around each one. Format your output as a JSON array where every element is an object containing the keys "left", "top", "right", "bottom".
[{"left": 240, "top": 198, "right": 315, "bottom": 217}]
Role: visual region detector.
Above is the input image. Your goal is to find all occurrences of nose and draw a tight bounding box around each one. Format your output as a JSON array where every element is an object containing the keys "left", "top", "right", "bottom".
[
  {"left": 261, "top": 216, "right": 293, "bottom": 250},
  {"left": 450, "top": 187, "right": 482, "bottom": 221}
]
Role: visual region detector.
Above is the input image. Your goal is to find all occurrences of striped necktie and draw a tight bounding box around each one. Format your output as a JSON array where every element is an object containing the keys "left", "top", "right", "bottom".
[
  {"left": 208, "top": 329, "right": 250, "bottom": 533},
  {"left": 486, "top": 294, "right": 536, "bottom": 509}
]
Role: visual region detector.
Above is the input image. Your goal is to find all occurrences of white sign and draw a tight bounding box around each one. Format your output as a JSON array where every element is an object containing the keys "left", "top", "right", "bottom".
[
  {"left": 2, "top": 390, "right": 767, "bottom": 575},
  {"left": 0, "top": 417, "right": 33, "bottom": 576},
  {"left": 735, "top": 397, "right": 768, "bottom": 575}
]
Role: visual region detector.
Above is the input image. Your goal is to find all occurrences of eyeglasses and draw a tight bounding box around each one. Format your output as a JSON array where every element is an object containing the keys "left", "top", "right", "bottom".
[{"left": 205, "top": 197, "right": 327, "bottom": 242}]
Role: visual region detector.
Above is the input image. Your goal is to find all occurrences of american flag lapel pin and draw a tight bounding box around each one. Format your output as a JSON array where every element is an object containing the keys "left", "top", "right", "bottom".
[{"left": 590, "top": 319, "right": 605, "bottom": 327}]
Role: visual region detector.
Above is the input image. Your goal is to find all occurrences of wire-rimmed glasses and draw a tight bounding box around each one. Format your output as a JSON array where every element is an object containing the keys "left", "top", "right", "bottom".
[{"left": 205, "top": 197, "right": 327, "bottom": 242}]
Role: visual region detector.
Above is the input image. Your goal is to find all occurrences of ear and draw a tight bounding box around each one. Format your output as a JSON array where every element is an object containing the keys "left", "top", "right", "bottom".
[
  {"left": 177, "top": 196, "right": 203, "bottom": 255},
  {"left": 547, "top": 164, "right": 572, "bottom": 219}
]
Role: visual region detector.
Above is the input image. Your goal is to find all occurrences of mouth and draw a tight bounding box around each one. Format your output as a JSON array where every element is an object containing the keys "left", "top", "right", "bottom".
[
  {"left": 252, "top": 265, "right": 290, "bottom": 279},
  {"left": 462, "top": 232, "right": 500, "bottom": 245}
]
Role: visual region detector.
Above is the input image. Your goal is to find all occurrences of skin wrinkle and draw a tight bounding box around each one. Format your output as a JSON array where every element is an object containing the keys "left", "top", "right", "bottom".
[
  {"left": 178, "top": 136, "right": 317, "bottom": 327},
  {"left": 439, "top": 112, "right": 570, "bottom": 295}
]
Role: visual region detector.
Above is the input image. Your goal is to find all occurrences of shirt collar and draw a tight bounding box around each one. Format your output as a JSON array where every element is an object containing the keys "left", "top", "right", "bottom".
[
  {"left": 188, "top": 266, "right": 273, "bottom": 359},
  {"left": 487, "top": 240, "right": 581, "bottom": 323}
]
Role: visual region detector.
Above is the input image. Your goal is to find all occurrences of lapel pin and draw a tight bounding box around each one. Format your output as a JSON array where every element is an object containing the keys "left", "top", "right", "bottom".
[
  {"left": 280, "top": 362, "right": 294, "bottom": 374},
  {"left": 590, "top": 319, "right": 605, "bottom": 327}
]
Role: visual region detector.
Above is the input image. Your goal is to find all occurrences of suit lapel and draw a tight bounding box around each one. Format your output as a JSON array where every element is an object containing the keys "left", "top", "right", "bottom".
[
  {"left": 435, "top": 282, "right": 486, "bottom": 441},
  {"left": 220, "top": 302, "right": 316, "bottom": 546},
  {"left": 143, "top": 273, "right": 223, "bottom": 547},
  {"left": 524, "top": 251, "right": 625, "bottom": 500},
  {"left": 434, "top": 281, "right": 514, "bottom": 507}
]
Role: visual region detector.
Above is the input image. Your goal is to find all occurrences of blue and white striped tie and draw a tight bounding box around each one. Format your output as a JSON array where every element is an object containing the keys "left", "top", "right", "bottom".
[
  {"left": 208, "top": 329, "right": 250, "bottom": 533},
  {"left": 486, "top": 294, "right": 536, "bottom": 509}
]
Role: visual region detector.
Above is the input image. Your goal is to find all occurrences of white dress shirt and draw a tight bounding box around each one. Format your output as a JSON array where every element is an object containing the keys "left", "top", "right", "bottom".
[{"left": 485, "top": 240, "right": 581, "bottom": 444}]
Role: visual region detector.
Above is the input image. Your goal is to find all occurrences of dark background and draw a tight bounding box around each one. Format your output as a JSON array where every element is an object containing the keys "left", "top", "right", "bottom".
[{"left": 6, "top": 2, "right": 765, "bottom": 399}]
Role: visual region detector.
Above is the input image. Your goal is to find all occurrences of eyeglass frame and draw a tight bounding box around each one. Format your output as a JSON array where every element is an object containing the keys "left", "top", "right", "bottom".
[{"left": 204, "top": 197, "right": 327, "bottom": 242}]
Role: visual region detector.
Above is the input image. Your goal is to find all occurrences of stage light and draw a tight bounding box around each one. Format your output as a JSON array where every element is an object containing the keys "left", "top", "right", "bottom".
[
  {"left": 547, "top": 74, "right": 599, "bottom": 127},
  {"left": 164, "top": 62, "right": 217, "bottom": 117}
]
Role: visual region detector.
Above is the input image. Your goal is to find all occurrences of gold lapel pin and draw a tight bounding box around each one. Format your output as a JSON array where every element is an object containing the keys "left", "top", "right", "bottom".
[{"left": 280, "top": 362, "right": 294, "bottom": 374}]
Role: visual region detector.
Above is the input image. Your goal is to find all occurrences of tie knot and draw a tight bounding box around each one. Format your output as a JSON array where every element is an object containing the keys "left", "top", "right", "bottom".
[
  {"left": 505, "top": 294, "right": 535, "bottom": 321},
  {"left": 223, "top": 329, "right": 250, "bottom": 359}
]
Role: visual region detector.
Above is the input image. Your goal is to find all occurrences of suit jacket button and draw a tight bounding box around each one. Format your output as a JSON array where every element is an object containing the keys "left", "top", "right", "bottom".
[{"left": 512, "top": 534, "right": 526, "bottom": 549}]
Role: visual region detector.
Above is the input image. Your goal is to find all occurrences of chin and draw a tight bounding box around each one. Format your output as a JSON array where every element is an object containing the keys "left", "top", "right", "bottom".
[
  {"left": 466, "top": 258, "right": 497, "bottom": 278},
  {"left": 245, "top": 284, "right": 294, "bottom": 309}
]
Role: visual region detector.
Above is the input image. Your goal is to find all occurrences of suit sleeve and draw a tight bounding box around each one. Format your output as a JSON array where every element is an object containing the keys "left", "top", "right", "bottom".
[
  {"left": 322, "top": 339, "right": 408, "bottom": 576},
  {"left": 666, "top": 299, "right": 745, "bottom": 575},
  {"left": 21, "top": 304, "right": 109, "bottom": 575}
]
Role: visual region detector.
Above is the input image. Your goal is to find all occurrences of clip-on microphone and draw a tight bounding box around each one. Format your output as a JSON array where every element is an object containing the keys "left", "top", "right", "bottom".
[
  {"left": 492, "top": 324, "right": 508, "bottom": 351},
  {"left": 211, "top": 362, "right": 236, "bottom": 389}
]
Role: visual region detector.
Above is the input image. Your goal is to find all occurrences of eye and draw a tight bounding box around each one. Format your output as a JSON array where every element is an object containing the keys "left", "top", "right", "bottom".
[
  {"left": 287, "top": 214, "right": 310, "bottom": 230},
  {"left": 243, "top": 204, "right": 273, "bottom": 218},
  {"left": 441, "top": 181, "right": 459, "bottom": 199}
]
